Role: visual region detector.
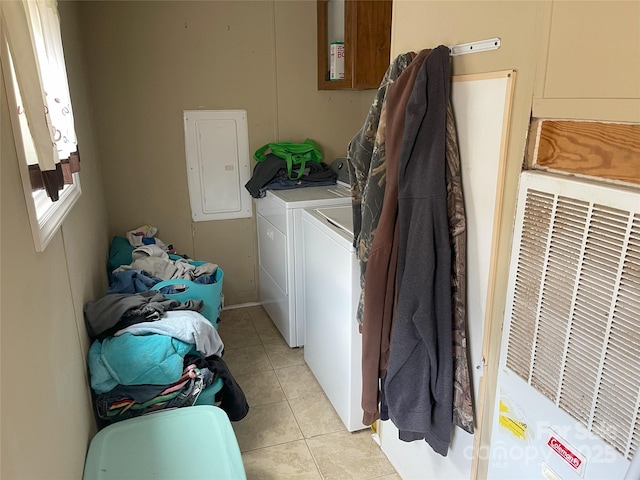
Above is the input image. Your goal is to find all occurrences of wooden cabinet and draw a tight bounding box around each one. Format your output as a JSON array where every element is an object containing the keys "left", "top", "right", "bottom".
[
  {"left": 317, "top": 0, "right": 392, "bottom": 90},
  {"left": 533, "top": 1, "right": 640, "bottom": 122}
]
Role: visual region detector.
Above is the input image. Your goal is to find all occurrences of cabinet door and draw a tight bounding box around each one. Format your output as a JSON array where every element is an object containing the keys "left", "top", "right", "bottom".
[
  {"left": 349, "top": 0, "right": 393, "bottom": 89},
  {"left": 533, "top": 0, "right": 640, "bottom": 121},
  {"left": 544, "top": 1, "right": 639, "bottom": 100},
  {"left": 317, "top": 0, "right": 392, "bottom": 90}
]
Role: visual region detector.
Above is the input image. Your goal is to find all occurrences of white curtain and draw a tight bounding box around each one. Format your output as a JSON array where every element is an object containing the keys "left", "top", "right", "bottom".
[{"left": 1, "top": 0, "right": 79, "bottom": 200}]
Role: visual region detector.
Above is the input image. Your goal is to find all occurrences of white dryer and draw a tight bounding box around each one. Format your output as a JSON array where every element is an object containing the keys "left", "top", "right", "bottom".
[
  {"left": 256, "top": 182, "right": 351, "bottom": 347},
  {"left": 300, "top": 205, "right": 366, "bottom": 432}
]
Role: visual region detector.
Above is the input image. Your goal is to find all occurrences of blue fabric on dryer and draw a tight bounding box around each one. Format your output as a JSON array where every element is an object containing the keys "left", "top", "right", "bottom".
[
  {"left": 258, "top": 177, "right": 337, "bottom": 197},
  {"left": 88, "top": 334, "right": 193, "bottom": 394}
]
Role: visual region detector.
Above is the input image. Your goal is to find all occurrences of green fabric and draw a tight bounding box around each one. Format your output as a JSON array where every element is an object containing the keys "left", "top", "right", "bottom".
[
  {"left": 108, "top": 236, "right": 135, "bottom": 272},
  {"left": 254, "top": 139, "right": 322, "bottom": 179}
]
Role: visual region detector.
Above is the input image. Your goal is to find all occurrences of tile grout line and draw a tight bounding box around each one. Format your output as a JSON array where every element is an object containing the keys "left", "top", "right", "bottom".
[
  {"left": 258, "top": 322, "right": 308, "bottom": 441},
  {"left": 304, "top": 436, "right": 327, "bottom": 480},
  {"left": 251, "top": 307, "right": 326, "bottom": 479},
  {"left": 232, "top": 313, "right": 301, "bottom": 457},
  {"left": 252, "top": 309, "right": 309, "bottom": 447},
  {"left": 240, "top": 306, "right": 358, "bottom": 479},
  {"left": 234, "top": 306, "right": 400, "bottom": 479}
]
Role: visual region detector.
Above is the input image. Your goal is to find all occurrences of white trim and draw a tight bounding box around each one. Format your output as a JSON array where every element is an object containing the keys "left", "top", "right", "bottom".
[
  {"left": 34, "top": 175, "right": 81, "bottom": 251},
  {"left": 2, "top": 36, "right": 81, "bottom": 252},
  {"left": 223, "top": 301, "right": 261, "bottom": 311}
]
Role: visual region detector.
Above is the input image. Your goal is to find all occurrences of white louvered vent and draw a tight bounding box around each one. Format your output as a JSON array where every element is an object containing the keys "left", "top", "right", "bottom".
[{"left": 505, "top": 172, "right": 640, "bottom": 460}]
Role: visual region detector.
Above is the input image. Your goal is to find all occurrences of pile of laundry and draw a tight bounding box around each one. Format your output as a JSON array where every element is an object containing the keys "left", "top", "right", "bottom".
[
  {"left": 244, "top": 153, "right": 338, "bottom": 198},
  {"left": 85, "top": 291, "right": 248, "bottom": 425},
  {"left": 106, "top": 225, "right": 219, "bottom": 295}
]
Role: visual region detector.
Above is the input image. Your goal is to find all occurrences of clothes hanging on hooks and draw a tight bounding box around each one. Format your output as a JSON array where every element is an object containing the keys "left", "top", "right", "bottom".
[
  {"left": 359, "top": 47, "right": 430, "bottom": 427},
  {"left": 383, "top": 44, "right": 454, "bottom": 457},
  {"left": 349, "top": 44, "right": 475, "bottom": 457}
]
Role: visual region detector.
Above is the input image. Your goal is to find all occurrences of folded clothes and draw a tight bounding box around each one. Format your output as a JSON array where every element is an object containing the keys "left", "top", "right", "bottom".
[{"left": 95, "top": 364, "right": 214, "bottom": 421}]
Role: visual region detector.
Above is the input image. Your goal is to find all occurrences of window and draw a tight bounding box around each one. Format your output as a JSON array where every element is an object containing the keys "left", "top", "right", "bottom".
[{"left": 1, "top": 0, "right": 81, "bottom": 252}]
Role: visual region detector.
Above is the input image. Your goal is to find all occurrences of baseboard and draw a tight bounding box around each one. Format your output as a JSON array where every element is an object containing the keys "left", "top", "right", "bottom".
[{"left": 222, "top": 301, "right": 262, "bottom": 311}]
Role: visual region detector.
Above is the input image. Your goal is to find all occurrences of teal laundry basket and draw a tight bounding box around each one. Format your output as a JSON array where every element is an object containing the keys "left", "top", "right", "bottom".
[
  {"left": 152, "top": 266, "right": 224, "bottom": 326},
  {"left": 152, "top": 267, "right": 225, "bottom": 406},
  {"left": 83, "top": 406, "right": 246, "bottom": 480},
  {"left": 102, "top": 245, "right": 227, "bottom": 417}
]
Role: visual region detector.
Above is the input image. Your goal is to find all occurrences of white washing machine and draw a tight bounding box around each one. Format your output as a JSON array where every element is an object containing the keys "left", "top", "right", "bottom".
[
  {"left": 300, "top": 205, "right": 366, "bottom": 432},
  {"left": 256, "top": 179, "right": 351, "bottom": 348}
]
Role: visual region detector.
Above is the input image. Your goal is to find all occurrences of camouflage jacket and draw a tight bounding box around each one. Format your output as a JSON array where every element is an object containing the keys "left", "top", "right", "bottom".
[
  {"left": 347, "top": 52, "right": 415, "bottom": 324},
  {"left": 445, "top": 100, "right": 475, "bottom": 434}
]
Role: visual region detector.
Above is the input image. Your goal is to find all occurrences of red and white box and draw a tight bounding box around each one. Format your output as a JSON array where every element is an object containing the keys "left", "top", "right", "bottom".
[{"left": 330, "top": 42, "right": 345, "bottom": 80}]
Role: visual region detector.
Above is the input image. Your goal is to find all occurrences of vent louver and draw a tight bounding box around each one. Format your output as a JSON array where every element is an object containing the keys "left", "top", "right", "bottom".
[{"left": 505, "top": 173, "right": 640, "bottom": 460}]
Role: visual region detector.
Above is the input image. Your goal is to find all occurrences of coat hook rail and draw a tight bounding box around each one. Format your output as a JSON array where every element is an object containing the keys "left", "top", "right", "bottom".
[{"left": 449, "top": 37, "right": 501, "bottom": 56}]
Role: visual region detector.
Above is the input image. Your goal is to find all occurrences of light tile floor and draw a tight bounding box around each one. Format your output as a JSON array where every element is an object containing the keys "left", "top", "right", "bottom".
[{"left": 219, "top": 305, "right": 400, "bottom": 480}]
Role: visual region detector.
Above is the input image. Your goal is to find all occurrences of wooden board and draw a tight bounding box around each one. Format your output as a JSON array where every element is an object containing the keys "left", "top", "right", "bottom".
[{"left": 531, "top": 120, "right": 640, "bottom": 185}]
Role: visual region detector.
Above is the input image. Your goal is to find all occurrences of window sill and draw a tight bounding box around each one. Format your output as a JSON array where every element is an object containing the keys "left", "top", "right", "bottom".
[{"left": 26, "top": 173, "right": 82, "bottom": 252}]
